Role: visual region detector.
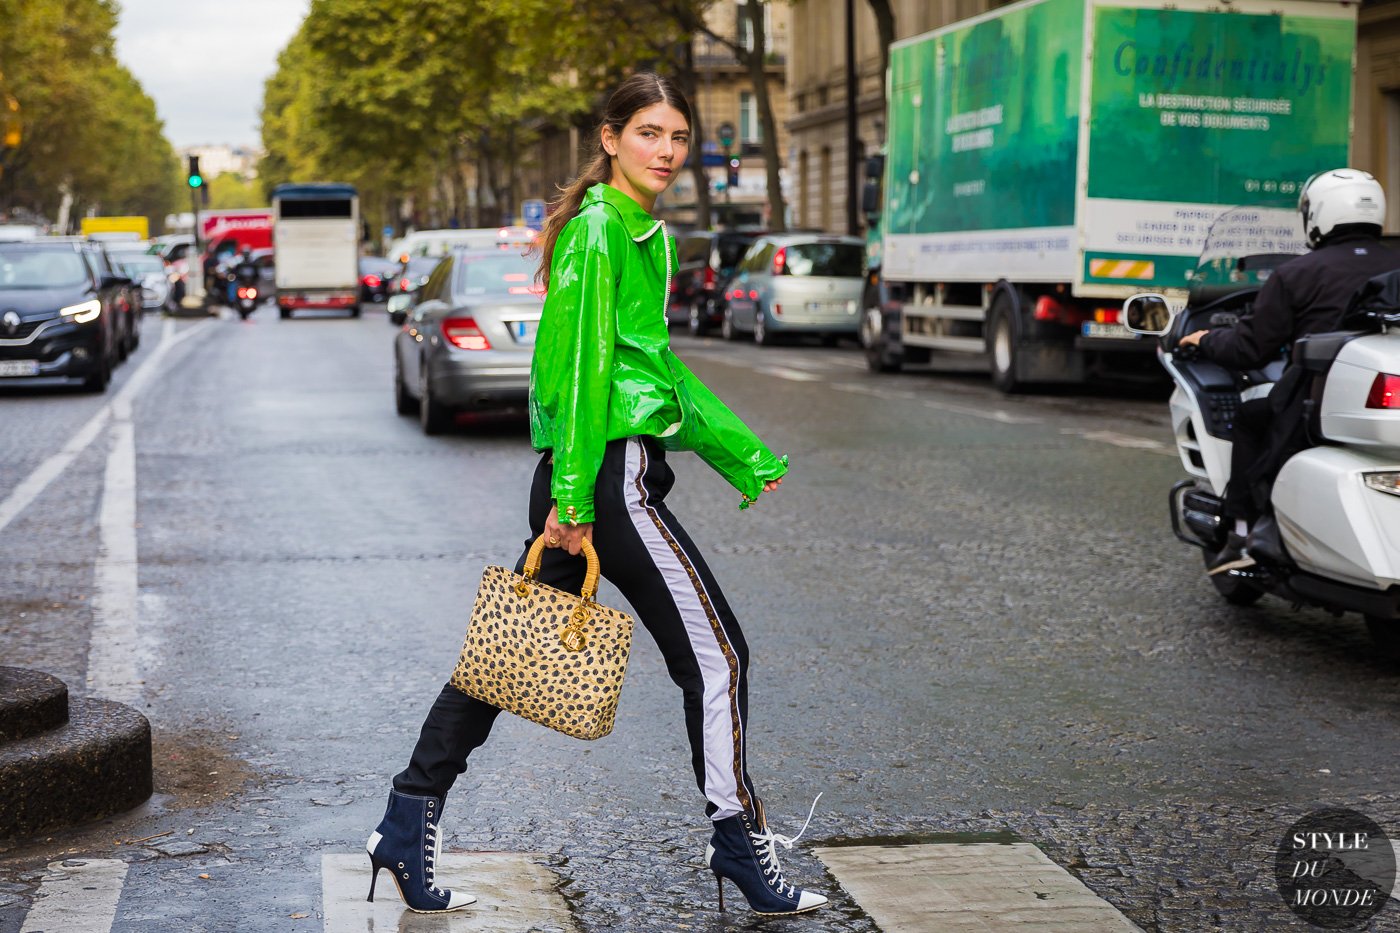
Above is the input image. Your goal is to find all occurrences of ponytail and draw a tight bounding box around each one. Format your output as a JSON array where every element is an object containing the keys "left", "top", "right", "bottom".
[{"left": 534, "top": 152, "right": 611, "bottom": 289}]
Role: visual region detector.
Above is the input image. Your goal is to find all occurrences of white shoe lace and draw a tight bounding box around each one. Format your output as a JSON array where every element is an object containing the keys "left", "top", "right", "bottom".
[
  {"left": 424, "top": 821, "right": 447, "bottom": 897},
  {"left": 749, "top": 794, "right": 821, "bottom": 899}
]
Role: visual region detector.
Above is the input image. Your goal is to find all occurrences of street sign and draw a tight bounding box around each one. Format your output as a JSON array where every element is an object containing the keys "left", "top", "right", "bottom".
[{"left": 522, "top": 198, "right": 547, "bottom": 231}]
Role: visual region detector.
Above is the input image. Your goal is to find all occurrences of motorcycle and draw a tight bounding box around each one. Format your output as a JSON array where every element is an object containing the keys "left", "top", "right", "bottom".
[
  {"left": 231, "top": 260, "right": 261, "bottom": 320},
  {"left": 1123, "top": 207, "right": 1400, "bottom": 658}
]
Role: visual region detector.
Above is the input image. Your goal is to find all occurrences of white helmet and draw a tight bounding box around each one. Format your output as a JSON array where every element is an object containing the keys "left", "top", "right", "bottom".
[{"left": 1298, "top": 168, "right": 1386, "bottom": 247}]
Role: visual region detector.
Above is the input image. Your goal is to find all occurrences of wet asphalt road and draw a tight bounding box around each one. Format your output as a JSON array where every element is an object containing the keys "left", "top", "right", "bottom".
[{"left": 1, "top": 303, "right": 1398, "bottom": 932}]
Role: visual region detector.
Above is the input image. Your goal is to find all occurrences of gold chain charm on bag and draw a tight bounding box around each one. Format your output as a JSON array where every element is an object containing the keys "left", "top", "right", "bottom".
[{"left": 560, "top": 603, "right": 590, "bottom": 652}]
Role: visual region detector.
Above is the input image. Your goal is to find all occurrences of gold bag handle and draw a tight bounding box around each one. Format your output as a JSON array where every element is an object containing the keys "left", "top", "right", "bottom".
[{"left": 521, "top": 534, "right": 601, "bottom": 602}]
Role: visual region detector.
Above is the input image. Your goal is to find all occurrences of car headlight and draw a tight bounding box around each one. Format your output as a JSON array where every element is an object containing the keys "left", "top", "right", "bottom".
[
  {"left": 59, "top": 299, "right": 102, "bottom": 323},
  {"left": 1365, "top": 472, "right": 1400, "bottom": 498}
]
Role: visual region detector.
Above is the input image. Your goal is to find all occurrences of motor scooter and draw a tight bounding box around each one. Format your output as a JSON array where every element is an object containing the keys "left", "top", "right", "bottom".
[
  {"left": 1123, "top": 209, "right": 1400, "bottom": 658},
  {"left": 231, "top": 260, "right": 261, "bottom": 320}
]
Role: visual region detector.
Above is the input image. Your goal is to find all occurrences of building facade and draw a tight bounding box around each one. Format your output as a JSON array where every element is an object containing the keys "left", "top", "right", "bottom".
[{"left": 789, "top": 0, "right": 1400, "bottom": 234}]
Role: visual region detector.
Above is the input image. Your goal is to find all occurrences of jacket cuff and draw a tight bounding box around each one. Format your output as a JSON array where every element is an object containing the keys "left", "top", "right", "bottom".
[
  {"left": 739, "top": 454, "right": 789, "bottom": 511},
  {"left": 555, "top": 498, "right": 595, "bottom": 525}
]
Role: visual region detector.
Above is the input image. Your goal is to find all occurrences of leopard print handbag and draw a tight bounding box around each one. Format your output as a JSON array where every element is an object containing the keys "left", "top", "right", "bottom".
[{"left": 450, "top": 535, "right": 635, "bottom": 741}]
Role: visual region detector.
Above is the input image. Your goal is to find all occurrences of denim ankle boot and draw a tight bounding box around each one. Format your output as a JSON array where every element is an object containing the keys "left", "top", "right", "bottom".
[
  {"left": 366, "top": 790, "right": 476, "bottom": 912},
  {"left": 704, "top": 797, "right": 828, "bottom": 915}
]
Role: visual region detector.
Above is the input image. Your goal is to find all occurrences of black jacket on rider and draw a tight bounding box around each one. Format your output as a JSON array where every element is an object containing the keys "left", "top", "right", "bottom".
[{"left": 1199, "top": 226, "right": 1400, "bottom": 371}]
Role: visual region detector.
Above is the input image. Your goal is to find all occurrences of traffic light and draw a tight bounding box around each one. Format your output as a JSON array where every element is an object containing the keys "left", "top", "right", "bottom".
[
  {"left": 186, "top": 155, "right": 203, "bottom": 189},
  {"left": 727, "top": 157, "right": 741, "bottom": 190}
]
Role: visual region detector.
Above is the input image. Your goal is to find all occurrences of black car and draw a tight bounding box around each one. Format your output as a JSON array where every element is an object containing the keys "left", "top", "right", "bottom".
[
  {"left": 670, "top": 230, "right": 763, "bottom": 336},
  {"left": 359, "top": 256, "right": 397, "bottom": 305},
  {"left": 0, "top": 239, "right": 132, "bottom": 391},
  {"left": 387, "top": 257, "right": 442, "bottom": 324}
]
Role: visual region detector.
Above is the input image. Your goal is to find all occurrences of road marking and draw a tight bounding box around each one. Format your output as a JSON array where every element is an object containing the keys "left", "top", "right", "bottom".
[
  {"left": 322, "top": 852, "right": 576, "bottom": 932},
  {"left": 1060, "top": 428, "right": 1172, "bottom": 455},
  {"left": 816, "top": 842, "right": 1143, "bottom": 932},
  {"left": 86, "top": 412, "right": 140, "bottom": 703},
  {"left": 765, "top": 365, "right": 824, "bottom": 382},
  {"left": 18, "top": 859, "right": 127, "bottom": 933},
  {"left": 0, "top": 318, "right": 210, "bottom": 538},
  {"left": 833, "top": 381, "right": 1044, "bottom": 425}
]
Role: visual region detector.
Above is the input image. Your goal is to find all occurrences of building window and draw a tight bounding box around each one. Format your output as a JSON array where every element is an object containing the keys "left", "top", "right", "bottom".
[
  {"left": 820, "top": 146, "right": 832, "bottom": 232},
  {"left": 739, "top": 92, "right": 761, "bottom": 144},
  {"left": 799, "top": 150, "right": 810, "bottom": 228}
]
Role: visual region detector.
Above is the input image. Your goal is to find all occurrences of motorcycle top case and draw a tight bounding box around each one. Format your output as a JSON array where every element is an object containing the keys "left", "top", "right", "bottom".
[{"left": 1320, "top": 335, "right": 1400, "bottom": 450}]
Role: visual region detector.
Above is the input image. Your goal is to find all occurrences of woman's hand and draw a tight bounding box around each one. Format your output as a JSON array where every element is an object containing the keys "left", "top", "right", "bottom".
[
  {"left": 763, "top": 477, "right": 783, "bottom": 494},
  {"left": 545, "top": 504, "right": 594, "bottom": 556}
]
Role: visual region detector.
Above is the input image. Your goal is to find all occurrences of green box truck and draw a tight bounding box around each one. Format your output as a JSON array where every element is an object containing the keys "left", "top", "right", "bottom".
[{"left": 862, "top": 0, "right": 1358, "bottom": 391}]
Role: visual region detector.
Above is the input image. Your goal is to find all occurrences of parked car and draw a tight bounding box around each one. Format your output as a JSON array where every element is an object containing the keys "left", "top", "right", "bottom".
[
  {"left": 86, "top": 242, "right": 141, "bottom": 358},
  {"left": 149, "top": 234, "right": 194, "bottom": 306},
  {"left": 359, "top": 256, "right": 397, "bottom": 305},
  {"left": 390, "top": 248, "right": 543, "bottom": 434},
  {"left": 721, "top": 234, "right": 866, "bottom": 346},
  {"left": 670, "top": 229, "right": 763, "bottom": 335},
  {"left": 0, "top": 239, "right": 131, "bottom": 391},
  {"left": 387, "top": 226, "right": 537, "bottom": 264},
  {"left": 386, "top": 257, "right": 441, "bottom": 324},
  {"left": 107, "top": 247, "right": 171, "bottom": 313}
]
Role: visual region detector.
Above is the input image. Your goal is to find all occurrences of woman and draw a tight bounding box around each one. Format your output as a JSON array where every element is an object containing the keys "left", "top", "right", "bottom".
[{"left": 366, "top": 73, "right": 827, "bottom": 917}]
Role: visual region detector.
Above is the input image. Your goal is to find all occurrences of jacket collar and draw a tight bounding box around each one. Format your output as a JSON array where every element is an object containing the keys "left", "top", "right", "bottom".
[{"left": 584, "top": 183, "right": 663, "bottom": 242}]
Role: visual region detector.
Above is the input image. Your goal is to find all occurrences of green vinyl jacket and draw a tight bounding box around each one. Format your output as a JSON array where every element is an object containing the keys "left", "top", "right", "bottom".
[{"left": 529, "top": 183, "right": 788, "bottom": 524}]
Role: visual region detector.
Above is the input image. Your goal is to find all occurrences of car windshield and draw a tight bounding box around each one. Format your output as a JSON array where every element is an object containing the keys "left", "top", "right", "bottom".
[
  {"left": 717, "top": 236, "right": 755, "bottom": 270},
  {"left": 454, "top": 253, "right": 539, "bottom": 297},
  {"left": 0, "top": 248, "right": 89, "bottom": 289},
  {"left": 781, "top": 242, "right": 864, "bottom": 277}
]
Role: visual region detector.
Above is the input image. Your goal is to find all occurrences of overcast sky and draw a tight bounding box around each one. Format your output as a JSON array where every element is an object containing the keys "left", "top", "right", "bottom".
[{"left": 114, "top": 0, "right": 311, "bottom": 150}]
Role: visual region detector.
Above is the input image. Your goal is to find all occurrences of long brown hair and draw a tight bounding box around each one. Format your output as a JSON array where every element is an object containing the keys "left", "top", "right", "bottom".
[{"left": 534, "top": 72, "right": 693, "bottom": 287}]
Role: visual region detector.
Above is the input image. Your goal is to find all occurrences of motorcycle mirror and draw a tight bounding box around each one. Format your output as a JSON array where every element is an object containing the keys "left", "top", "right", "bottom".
[{"left": 1122, "top": 293, "right": 1175, "bottom": 336}]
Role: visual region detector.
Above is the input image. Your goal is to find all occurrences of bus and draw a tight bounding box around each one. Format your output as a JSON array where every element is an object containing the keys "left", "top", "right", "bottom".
[{"left": 271, "top": 183, "right": 361, "bottom": 318}]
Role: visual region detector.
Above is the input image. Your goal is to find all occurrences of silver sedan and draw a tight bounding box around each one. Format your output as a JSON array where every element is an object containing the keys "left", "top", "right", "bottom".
[{"left": 390, "top": 248, "right": 543, "bottom": 434}]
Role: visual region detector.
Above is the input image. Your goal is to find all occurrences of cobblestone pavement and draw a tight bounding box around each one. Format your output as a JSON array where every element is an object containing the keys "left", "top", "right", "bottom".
[{"left": 1, "top": 308, "right": 1397, "bottom": 932}]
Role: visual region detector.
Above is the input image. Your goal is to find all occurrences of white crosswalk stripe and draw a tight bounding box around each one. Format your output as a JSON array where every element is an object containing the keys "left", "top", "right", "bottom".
[
  {"left": 321, "top": 852, "right": 576, "bottom": 932},
  {"left": 18, "top": 859, "right": 127, "bottom": 933},
  {"left": 9, "top": 842, "right": 1149, "bottom": 930},
  {"left": 816, "top": 842, "right": 1143, "bottom": 932}
]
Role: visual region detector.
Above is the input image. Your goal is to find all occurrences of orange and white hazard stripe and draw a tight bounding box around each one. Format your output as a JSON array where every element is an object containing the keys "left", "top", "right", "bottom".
[{"left": 1089, "top": 258, "right": 1156, "bottom": 280}]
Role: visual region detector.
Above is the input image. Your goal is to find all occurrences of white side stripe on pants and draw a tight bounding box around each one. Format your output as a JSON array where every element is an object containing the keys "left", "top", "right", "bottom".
[{"left": 622, "top": 438, "right": 750, "bottom": 819}]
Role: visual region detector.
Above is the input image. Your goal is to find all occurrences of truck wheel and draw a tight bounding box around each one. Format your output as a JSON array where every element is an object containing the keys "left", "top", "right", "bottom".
[
  {"left": 279, "top": 305, "right": 291, "bottom": 320},
  {"left": 862, "top": 305, "right": 902, "bottom": 373},
  {"left": 987, "top": 295, "right": 1025, "bottom": 393},
  {"left": 419, "top": 364, "right": 452, "bottom": 435},
  {"left": 1366, "top": 616, "right": 1400, "bottom": 661},
  {"left": 350, "top": 304, "right": 362, "bottom": 318}
]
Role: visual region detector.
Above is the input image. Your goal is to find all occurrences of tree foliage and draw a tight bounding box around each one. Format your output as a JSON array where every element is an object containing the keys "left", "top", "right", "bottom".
[
  {"left": 260, "top": 0, "right": 732, "bottom": 240},
  {"left": 0, "top": 0, "right": 181, "bottom": 230}
]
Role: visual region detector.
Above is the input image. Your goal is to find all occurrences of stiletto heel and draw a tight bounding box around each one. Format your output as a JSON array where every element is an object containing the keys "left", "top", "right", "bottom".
[
  {"left": 367, "top": 858, "right": 381, "bottom": 902},
  {"left": 704, "top": 797, "right": 828, "bottom": 916}
]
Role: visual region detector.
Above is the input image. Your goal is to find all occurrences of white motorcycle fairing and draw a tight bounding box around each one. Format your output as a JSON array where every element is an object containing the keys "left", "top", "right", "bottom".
[{"left": 1273, "top": 446, "right": 1400, "bottom": 589}]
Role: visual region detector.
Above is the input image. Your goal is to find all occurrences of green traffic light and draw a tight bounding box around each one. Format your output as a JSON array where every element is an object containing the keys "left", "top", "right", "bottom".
[{"left": 188, "top": 175, "right": 203, "bottom": 188}]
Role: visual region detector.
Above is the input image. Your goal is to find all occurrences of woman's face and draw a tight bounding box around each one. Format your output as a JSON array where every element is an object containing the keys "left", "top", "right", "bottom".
[{"left": 602, "top": 102, "right": 690, "bottom": 212}]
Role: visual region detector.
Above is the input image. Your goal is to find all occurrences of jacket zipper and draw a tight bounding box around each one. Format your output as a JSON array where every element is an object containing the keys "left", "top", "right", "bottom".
[{"left": 660, "top": 220, "right": 672, "bottom": 331}]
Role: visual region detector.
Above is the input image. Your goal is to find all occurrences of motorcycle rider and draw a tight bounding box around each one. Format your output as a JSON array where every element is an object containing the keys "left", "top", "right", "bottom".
[
  {"left": 1178, "top": 168, "right": 1398, "bottom": 573},
  {"left": 230, "top": 245, "right": 259, "bottom": 306}
]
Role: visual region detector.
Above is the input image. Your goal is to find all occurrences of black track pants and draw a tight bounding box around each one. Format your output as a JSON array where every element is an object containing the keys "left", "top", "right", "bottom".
[{"left": 394, "top": 436, "right": 758, "bottom": 819}]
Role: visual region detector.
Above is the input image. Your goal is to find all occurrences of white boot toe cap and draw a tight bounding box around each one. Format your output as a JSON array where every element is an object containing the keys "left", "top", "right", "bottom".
[
  {"left": 797, "top": 890, "right": 828, "bottom": 910},
  {"left": 447, "top": 890, "right": 477, "bottom": 910}
]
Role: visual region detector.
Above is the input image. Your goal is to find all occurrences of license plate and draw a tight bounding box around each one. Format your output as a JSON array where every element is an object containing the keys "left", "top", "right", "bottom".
[
  {"left": 1081, "top": 322, "right": 1136, "bottom": 339},
  {"left": 805, "top": 301, "right": 846, "bottom": 312},
  {"left": 508, "top": 320, "right": 538, "bottom": 344},
  {"left": 0, "top": 360, "right": 40, "bottom": 377}
]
